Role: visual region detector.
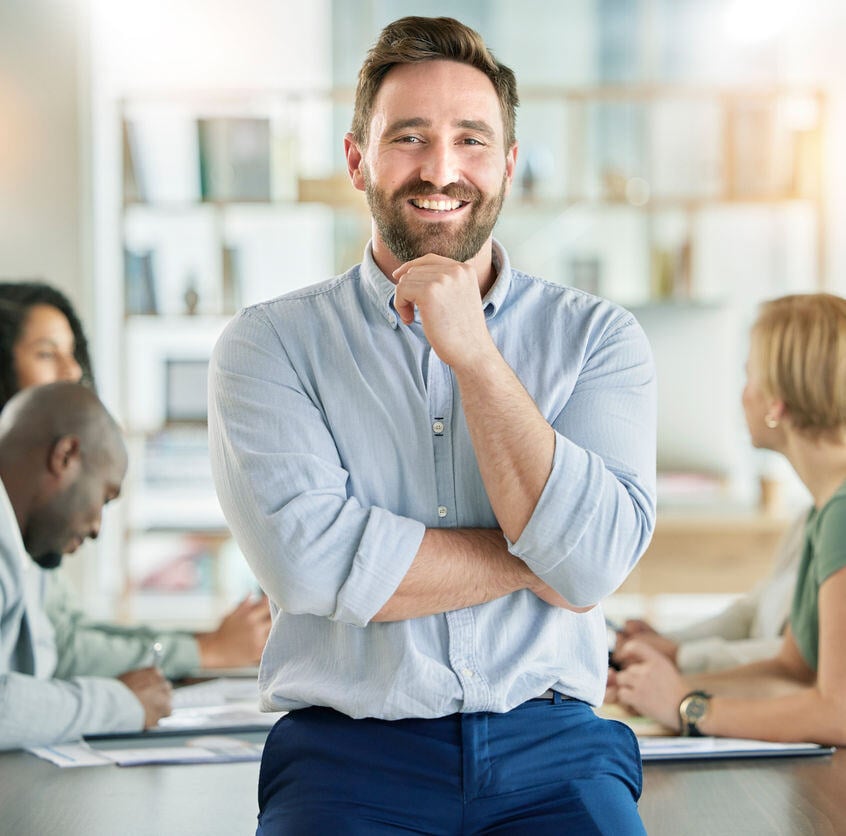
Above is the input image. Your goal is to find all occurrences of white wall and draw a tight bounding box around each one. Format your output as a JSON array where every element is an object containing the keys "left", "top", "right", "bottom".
[
  {"left": 85, "top": 0, "right": 333, "bottom": 616},
  {"left": 0, "top": 0, "right": 96, "bottom": 592},
  {"left": 0, "top": 0, "right": 89, "bottom": 311}
]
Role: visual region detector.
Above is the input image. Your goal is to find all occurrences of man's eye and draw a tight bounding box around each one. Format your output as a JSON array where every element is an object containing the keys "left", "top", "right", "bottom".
[{"left": 395, "top": 135, "right": 422, "bottom": 144}]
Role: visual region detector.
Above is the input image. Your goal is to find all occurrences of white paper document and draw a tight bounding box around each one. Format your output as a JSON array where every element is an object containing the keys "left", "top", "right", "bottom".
[
  {"left": 638, "top": 736, "right": 835, "bottom": 761},
  {"left": 153, "top": 677, "right": 285, "bottom": 733},
  {"left": 154, "top": 701, "right": 284, "bottom": 733},
  {"left": 27, "top": 741, "right": 113, "bottom": 767},
  {"left": 171, "top": 677, "right": 262, "bottom": 708},
  {"left": 100, "top": 735, "right": 265, "bottom": 766},
  {"left": 28, "top": 735, "right": 265, "bottom": 768}
]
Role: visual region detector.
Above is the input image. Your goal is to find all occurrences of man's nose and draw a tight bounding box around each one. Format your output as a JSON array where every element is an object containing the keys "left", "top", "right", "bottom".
[{"left": 418, "top": 140, "right": 459, "bottom": 189}]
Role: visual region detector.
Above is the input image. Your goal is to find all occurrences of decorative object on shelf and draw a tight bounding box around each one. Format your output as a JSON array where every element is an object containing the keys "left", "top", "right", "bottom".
[
  {"left": 650, "top": 238, "right": 692, "bottom": 301},
  {"left": 183, "top": 276, "right": 200, "bottom": 315},
  {"left": 602, "top": 167, "right": 630, "bottom": 202}
]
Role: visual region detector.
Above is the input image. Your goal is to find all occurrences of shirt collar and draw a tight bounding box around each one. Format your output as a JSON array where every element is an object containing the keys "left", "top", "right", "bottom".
[
  {"left": 359, "top": 238, "right": 513, "bottom": 330},
  {"left": 360, "top": 241, "right": 401, "bottom": 328}
]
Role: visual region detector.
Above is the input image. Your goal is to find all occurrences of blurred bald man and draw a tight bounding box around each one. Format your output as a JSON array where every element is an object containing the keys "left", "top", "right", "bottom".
[{"left": 0, "top": 382, "right": 171, "bottom": 750}]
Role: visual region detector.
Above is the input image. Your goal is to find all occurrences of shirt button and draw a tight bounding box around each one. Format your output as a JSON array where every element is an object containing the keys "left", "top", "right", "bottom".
[
  {"left": 432, "top": 420, "right": 445, "bottom": 435},
  {"left": 437, "top": 506, "right": 448, "bottom": 518},
  {"left": 462, "top": 668, "right": 475, "bottom": 678}
]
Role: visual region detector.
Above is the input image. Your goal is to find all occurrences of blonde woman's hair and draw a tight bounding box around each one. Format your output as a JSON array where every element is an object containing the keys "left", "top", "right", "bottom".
[{"left": 752, "top": 293, "right": 846, "bottom": 434}]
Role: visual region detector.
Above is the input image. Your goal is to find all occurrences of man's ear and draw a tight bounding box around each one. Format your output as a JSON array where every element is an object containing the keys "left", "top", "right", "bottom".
[
  {"left": 344, "top": 132, "right": 367, "bottom": 192},
  {"left": 47, "top": 435, "right": 82, "bottom": 487},
  {"left": 503, "top": 142, "right": 518, "bottom": 196}
]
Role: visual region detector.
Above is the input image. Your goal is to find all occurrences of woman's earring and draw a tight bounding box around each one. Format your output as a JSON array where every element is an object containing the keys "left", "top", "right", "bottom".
[{"left": 765, "top": 415, "right": 779, "bottom": 429}]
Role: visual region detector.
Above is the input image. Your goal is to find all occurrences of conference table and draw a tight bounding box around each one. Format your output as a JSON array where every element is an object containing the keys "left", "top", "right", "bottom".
[{"left": 0, "top": 734, "right": 843, "bottom": 835}]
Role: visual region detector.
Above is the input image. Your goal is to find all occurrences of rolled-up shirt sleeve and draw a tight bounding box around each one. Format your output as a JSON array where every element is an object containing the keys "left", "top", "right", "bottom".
[
  {"left": 208, "top": 307, "right": 426, "bottom": 628},
  {"left": 508, "top": 314, "right": 657, "bottom": 606}
]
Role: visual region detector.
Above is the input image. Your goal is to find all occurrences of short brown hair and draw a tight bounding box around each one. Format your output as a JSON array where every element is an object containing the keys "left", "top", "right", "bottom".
[
  {"left": 751, "top": 293, "right": 846, "bottom": 434},
  {"left": 351, "top": 16, "right": 518, "bottom": 150}
]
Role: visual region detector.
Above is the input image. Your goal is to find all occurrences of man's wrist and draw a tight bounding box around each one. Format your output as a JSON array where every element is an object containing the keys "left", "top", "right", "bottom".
[{"left": 194, "top": 632, "right": 220, "bottom": 668}]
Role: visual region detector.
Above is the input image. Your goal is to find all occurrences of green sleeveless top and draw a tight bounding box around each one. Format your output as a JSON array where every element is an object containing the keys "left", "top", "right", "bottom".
[{"left": 790, "top": 481, "right": 846, "bottom": 671}]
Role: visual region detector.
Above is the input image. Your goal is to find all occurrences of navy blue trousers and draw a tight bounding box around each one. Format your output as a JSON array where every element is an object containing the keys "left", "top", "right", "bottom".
[{"left": 256, "top": 695, "right": 644, "bottom": 835}]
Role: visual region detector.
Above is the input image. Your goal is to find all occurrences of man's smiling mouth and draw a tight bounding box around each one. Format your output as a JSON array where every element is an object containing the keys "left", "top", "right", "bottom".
[{"left": 409, "top": 198, "right": 467, "bottom": 211}]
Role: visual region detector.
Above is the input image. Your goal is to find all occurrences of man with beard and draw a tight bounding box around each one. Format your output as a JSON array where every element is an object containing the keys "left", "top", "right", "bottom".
[
  {"left": 209, "top": 16, "right": 656, "bottom": 834},
  {"left": 0, "top": 381, "right": 171, "bottom": 749}
]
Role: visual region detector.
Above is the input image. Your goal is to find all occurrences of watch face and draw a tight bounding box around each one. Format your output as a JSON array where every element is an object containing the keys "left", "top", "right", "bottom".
[
  {"left": 685, "top": 697, "right": 708, "bottom": 720},
  {"left": 685, "top": 695, "right": 709, "bottom": 721}
]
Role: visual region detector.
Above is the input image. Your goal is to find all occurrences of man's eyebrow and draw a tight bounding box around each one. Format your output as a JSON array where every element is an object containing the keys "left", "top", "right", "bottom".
[
  {"left": 384, "top": 117, "right": 496, "bottom": 138},
  {"left": 385, "top": 117, "right": 431, "bottom": 134},
  {"left": 456, "top": 119, "right": 496, "bottom": 137}
]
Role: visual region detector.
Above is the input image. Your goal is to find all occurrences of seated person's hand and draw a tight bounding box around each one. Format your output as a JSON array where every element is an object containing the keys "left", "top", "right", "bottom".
[
  {"left": 604, "top": 665, "right": 620, "bottom": 704},
  {"left": 612, "top": 639, "right": 688, "bottom": 732},
  {"left": 195, "top": 594, "right": 272, "bottom": 668},
  {"left": 613, "top": 618, "right": 679, "bottom": 666},
  {"left": 118, "top": 667, "right": 172, "bottom": 728}
]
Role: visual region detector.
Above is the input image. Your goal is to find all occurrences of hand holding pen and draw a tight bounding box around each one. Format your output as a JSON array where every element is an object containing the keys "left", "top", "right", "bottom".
[{"left": 150, "top": 639, "right": 164, "bottom": 671}]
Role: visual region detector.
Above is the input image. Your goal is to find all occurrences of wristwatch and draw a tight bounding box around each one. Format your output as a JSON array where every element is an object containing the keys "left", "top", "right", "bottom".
[{"left": 678, "top": 690, "right": 712, "bottom": 737}]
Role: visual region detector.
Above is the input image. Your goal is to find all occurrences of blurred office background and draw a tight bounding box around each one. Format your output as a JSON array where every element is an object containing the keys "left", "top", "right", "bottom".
[{"left": 1, "top": 0, "right": 843, "bottom": 628}]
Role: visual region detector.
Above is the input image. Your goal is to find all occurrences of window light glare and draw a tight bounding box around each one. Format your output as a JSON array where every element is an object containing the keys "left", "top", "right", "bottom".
[{"left": 723, "top": 0, "right": 798, "bottom": 45}]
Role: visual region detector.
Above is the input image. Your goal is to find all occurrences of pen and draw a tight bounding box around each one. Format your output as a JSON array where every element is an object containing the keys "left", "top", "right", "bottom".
[{"left": 150, "top": 639, "right": 164, "bottom": 670}]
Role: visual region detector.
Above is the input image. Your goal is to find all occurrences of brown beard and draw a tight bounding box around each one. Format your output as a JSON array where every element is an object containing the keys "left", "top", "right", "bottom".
[{"left": 364, "top": 173, "right": 507, "bottom": 265}]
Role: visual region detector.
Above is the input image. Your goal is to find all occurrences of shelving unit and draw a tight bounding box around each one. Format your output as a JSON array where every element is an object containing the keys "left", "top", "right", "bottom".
[
  {"left": 116, "top": 92, "right": 342, "bottom": 623},
  {"left": 504, "top": 83, "right": 826, "bottom": 305},
  {"left": 112, "top": 82, "right": 826, "bottom": 624}
]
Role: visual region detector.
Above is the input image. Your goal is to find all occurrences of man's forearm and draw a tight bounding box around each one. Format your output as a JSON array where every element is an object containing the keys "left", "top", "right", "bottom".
[
  {"left": 373, "top": 528, "right": 538, "bottom": 621},
  {"left": 453, "top": 348, "right": 555, "bottom": 544}
]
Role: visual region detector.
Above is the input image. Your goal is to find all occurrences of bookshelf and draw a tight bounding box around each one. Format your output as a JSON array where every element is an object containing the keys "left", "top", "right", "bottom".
[
  {"left": 112, "top": 83, "right": 826, "bottom": 624},
  {"left": 116, "top": 92, "right": 343, "bottom": 623}
]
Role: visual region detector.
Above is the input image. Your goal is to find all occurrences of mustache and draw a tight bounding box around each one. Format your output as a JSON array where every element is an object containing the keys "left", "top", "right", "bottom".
[{"left": 393, "top": 180, "right": 480, "bottom": 202}]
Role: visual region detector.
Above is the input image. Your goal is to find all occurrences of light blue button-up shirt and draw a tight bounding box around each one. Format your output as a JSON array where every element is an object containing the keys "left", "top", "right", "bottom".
[{"left": 208, "top": 240, "right": 656, "bottom": 719}]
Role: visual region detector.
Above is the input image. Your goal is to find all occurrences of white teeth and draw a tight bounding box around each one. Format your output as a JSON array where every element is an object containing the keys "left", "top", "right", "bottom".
[{"left": 412, "top": 198, "right": 462, "bottom": 211}]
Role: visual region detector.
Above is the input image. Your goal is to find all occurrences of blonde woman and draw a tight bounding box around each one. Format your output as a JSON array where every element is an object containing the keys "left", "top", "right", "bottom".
[{"left": 612, "top": 293, "right": 846, "bottom": 745}]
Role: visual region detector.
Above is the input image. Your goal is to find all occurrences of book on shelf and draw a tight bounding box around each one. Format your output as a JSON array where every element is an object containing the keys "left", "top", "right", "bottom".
[
  {"left": 129, "top": 533, "right": 222, "bottom": 595},
  {"left": 123, "top": 113, "right": 202, "bottom": 204},
  {"left": 124, "top": 248, "right": 157, "bottom": 315},
  {"left": 198, "top": 117, "right": 272, "bottom": 202}
]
